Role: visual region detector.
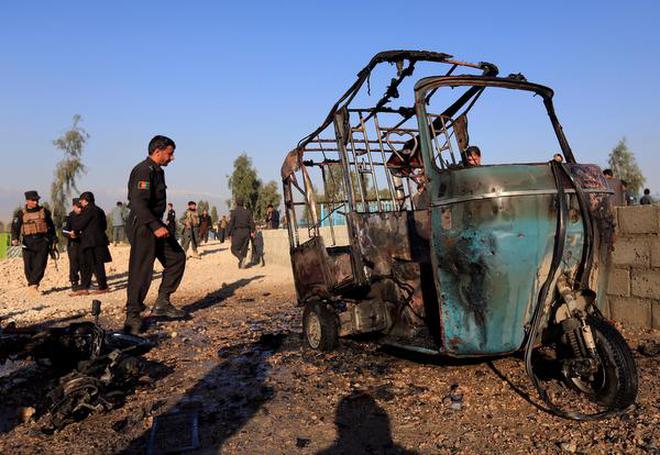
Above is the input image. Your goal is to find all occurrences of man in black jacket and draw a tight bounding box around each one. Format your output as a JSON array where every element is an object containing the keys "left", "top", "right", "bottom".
[
  {"left": 227, "top": 197, "right": 255, "bottom": 269},
  {"left": 70, "top": 191, "right": 112, "bottom": 296},
  {"left": 63, "top": 198, "right": 82, "bottom": 290},
  {"left": 124, "top": 135, "right": 187, "bottom": 335},
  {"left": 11, "top": 190, "right": 56, "bottom": 293}
]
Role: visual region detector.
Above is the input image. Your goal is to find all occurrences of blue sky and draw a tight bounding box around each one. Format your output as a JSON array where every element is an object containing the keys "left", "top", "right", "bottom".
[{"left": 1, "top": 1, "right": 658, "bottom": 221}]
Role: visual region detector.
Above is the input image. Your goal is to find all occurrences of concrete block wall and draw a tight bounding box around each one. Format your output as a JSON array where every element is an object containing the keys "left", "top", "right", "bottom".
[{"left": 606, "top": 205, "right": 660, "bottom": 330}]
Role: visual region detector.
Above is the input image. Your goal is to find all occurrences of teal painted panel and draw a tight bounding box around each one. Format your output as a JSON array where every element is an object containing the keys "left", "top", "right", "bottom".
[{"left": 433, "top": 195, "right": 558, "bottom": 355}]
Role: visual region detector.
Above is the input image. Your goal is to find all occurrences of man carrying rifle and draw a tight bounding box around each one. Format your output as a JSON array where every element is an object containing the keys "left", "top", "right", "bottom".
[{"left": 11, "top": 191, "right": 56, "bottom": 294}]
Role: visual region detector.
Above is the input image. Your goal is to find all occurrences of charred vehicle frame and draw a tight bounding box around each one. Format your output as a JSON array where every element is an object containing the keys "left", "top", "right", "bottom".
[{"left": 281, "top": 50, "right": 638, "bottom": 419}]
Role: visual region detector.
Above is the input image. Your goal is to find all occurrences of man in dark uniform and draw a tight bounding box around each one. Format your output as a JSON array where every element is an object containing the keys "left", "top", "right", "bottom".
[
  {"left": 227, "top": 197, "right": 255, "bottom": 269},
  {"left": 11, "top": 191, "right": 56, "bottom": 293},
  {"left": 124, "top": 135, "right": 187, "bottom": 334},
  {"left": 63, "top": 198, "right": 82, "bottom": 290},
  {"left": 166, "top": 203, "right": 177, "bottom": 237},
  {"left": 70, "top": 192, "right": 112, "bottom": 296}
]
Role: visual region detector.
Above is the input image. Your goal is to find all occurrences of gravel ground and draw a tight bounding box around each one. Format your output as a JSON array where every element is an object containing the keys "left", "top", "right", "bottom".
[{"left": 0, "top": 241, "right": 658, "bottom": 454}]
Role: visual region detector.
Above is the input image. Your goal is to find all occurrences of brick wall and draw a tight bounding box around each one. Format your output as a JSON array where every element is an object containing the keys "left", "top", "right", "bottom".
[{"left": 606, "top": 205, "right": 660, "bottom": 329}]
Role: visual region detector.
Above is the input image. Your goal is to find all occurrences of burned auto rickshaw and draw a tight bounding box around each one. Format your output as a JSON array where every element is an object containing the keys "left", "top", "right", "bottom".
[{"left": 281, "top": 50, "right": 637, "bottom": 419}]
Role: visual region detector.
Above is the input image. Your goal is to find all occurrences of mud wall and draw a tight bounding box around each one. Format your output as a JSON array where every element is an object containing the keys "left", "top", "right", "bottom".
[
  {"left": 606, "top": 205, "right": 660, "bottom": 329},
  {"left": 262, "top": 226, "right": 349, "bottom": 268}
]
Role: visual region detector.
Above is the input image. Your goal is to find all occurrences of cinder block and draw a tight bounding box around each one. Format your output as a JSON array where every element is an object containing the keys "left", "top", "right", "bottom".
[
  {"left": 607, "top": 267, "right": 630, "bottom": 296},
  {"left": 617, "top": 206, "right": 658, "bottom": 234},
  {"left": 631, "top": 269, "right": 660, "bottom": 299},
  {"left": 611, "top": 237, "right": 650, "bottom": 267},
  {"left": 652, "top": 238, "right": 660, "bottom": 268},
  {"left": 653, "top": 301, "right": 660, "bottom": 330},
  {"left": 609, "top": 297, "right": 652, "bottom": 328}
]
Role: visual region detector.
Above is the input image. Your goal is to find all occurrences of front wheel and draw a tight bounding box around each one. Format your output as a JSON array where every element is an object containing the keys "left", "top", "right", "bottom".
[
  {"left": 563, "top": 315, "right": 638, "bottom": 410},
  {"left": 302, "top": 301, "right": 339, "bottom": 351}
]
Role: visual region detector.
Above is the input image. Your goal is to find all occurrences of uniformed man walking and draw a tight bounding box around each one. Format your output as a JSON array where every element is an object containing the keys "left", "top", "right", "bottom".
[
  {"left": 124, "top": 135, "right": 187, "bottom": 334},
  {"left": 63, "top": 198, "right": 82, "bottom": 290},
  {"left": 227, "top": 197, "right": 255, "bottom": 269},
  {"left": 11, "top": 191, "right": 56, "bottom": 293}
]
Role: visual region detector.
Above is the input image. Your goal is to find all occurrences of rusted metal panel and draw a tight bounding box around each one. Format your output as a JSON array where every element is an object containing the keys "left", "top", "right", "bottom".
[{"left": 427, "top": 163, "right": 612, "bottom": 356}]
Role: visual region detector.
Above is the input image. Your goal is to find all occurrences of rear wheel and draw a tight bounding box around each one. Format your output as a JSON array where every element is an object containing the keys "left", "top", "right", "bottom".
[
  {"left": 563, "top": 315, "right": 638, "bottom": 409},
  {"left": 303, "top": 301, "right": 339, "bottom": 351}
]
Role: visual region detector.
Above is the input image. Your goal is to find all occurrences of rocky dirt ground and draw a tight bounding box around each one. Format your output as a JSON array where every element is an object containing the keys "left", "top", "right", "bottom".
[{"left": 0, "top": 241, "right": 658, "bottom": 454}]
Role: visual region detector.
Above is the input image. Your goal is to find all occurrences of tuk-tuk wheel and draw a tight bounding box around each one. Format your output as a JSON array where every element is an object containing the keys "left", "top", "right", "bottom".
[{"left": 303, "top": 301, "right": 339, "bottom": 351}]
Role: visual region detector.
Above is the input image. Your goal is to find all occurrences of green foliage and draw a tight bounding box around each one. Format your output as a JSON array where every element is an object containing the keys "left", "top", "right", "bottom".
[
  {"left": 608, "top": 137, "right": 645, "bottom": 196},
  {"left": 227, "top": 153, "right": 261, "bottom": 212},
  {"left": 196, "top": 200, "right": 210, "bottom": 214},
  {"left": 0, "top": 221, "right": 5, "bottom": 233},
  {"left": 50, "top": 114, "right": 89, "bottom": 241},
  {"left": 210, "top": 206, "right": 219, "bottom": 224}
]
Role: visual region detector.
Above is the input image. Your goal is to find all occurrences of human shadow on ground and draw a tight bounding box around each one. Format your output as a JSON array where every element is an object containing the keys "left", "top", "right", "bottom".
[
  {"left": 179, "top": 275, "right": 265, "bottom": 315},
  {"left": 316, "top": 390, "right": 416, "bottom": 455},
  {"left": 109, "top": 272, "right": 163, "bottom": 292},
  {"left": 118, "top": 331, "right": 294, "bottom": 454},
  {"left": 199, "top": 247, "right": 227, "bottom": 257}
]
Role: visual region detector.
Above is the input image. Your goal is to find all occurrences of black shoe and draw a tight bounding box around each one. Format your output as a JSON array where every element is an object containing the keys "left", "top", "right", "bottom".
[
  {"left": 123, "top": 315, "right": 143, "bottom": 335},
  {"left": 151, "top": 297, "right": 187, "bottom": 319}
]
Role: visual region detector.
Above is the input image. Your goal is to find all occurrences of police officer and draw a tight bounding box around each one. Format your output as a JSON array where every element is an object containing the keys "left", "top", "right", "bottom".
[
  {"left": 63, "top": 198, "right": 82, "bottom": 290},
  {"left": 70, "top": 191, "right": 112, "bottom": 296},
  {"left": 227, "top": 197, "right": 255, "bottom": 269},
  {"left": 124, "top": 135, "right": 187, "bottom": 334},
  {"left": 11, "top": 191, "right": 56, "bottom": 293}
]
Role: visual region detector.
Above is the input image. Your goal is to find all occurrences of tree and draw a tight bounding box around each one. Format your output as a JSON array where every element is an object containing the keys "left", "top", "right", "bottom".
[
  {"left": 227, "top": 153, "right": 261, "bottom": 212},
  {"left": 196, "top": 200, "right": 210, "bottom": 214},
  {"left": 0, "top": 221, "right": 5, "bottom": 233},
  {"left": 50, "top": 114, "right": 89, "bottom": 238},
  {"left": 210, "top": 206, "right": 219, "bottom": 224},
  {"left": 608, "top": 137, "right": 645, "bottom": 196},
  {"left": 256, "top": 181, "right": 281, "bottom": 222}
]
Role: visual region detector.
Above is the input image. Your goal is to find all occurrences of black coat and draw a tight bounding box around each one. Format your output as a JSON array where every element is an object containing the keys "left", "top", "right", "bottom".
[
  {"left": 71, "top": 204, "right": 112, "bottom": 262},
  {"left": 228, "top": 206, "right": 255, "bottom": 260}
]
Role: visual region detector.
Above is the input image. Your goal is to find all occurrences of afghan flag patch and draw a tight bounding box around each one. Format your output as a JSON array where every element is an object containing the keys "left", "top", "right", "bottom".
[{"left": 137, "top": 180, "right": 150, "bottom": 190}]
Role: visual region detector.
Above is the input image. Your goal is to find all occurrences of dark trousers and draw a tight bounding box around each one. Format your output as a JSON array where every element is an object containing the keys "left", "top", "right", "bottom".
[
  {"left": 230, "top": 228, "right": 250, "bottom": 260},
  {"left": 126, "top": 223, "right": 186, "bottom": 315},
  {"left": 22, "top": 236, "right": 49, "bottom": 285},
  {"left": 250, "top": 234, "right": 265, "bottom": 266},
  {"left": 219, "top": 228, "right": 226, "bottom": 243},
  {"left": 80, "top": 247, "right": 108, "bottom": 290},
  {"left": 181, "top": 228, "right": 198, "bottom": 253},
  {"left": 67, "top": 242, "right": 80, "bottom": 284}
]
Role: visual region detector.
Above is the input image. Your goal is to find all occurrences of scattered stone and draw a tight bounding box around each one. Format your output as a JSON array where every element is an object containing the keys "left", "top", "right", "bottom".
[
  {"left": 558, "top": 441, "right": 577, "bottom": 453},
  {"left": 296, "top": 437, "right": 310, "bottom": 448},
  {"left": 19, "top": 407, "right": 35, "bottom": 423},
  {"left": 638, "top": 339, "right": 660, "bottom": 357}
]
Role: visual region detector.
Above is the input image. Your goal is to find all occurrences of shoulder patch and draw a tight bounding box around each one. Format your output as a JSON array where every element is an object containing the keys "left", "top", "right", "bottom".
[{"left": 137, "top": 180, "right": 150, "bottom": 190}]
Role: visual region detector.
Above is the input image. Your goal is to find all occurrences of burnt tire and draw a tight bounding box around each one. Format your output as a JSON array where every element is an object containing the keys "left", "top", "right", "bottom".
[
  {"left": 568, "top": 315, "right": 638, "bottom": 409},
  {"left": 303, "top": 301, "right": 339, "bottom": 351}
]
